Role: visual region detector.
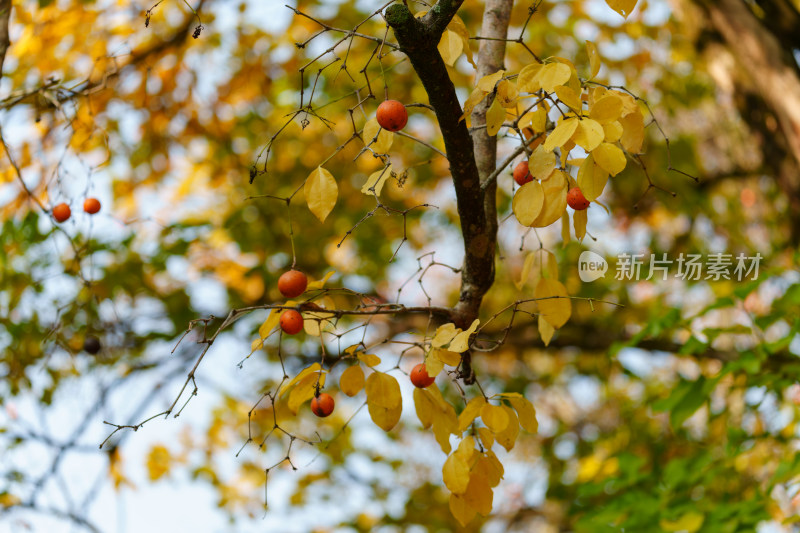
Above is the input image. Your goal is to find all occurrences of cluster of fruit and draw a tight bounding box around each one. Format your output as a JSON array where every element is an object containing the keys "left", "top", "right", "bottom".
[
  {"left": 513, "top": 160, "right": 591, "bottom": 210},
  {"left": 52, "top": 198, "right": 102, "bottom": 222}
]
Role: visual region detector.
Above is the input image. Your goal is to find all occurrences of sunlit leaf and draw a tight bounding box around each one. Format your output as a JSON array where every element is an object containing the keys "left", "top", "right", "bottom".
[
  {"left": 592, "top": 142, "right": 627, "bottom": 176},
  {"left": 605, "top": 0, "right": 638, "bottom": 18},
  {"left": 508, "top": 397, "right": 538, "bottom": 434},
  {"left": 485, "top": 97, "right": 506, "bottom": 136},
  {"left": 577, "top": 155, "right": 608, "bottom": 201},
  {"left": 528, "top": 144, "right": 556, "bottom": 181},
  {"left": 586, "top": 40, "right": 601, "bottom": 79},
  {"left": 538, "top": 62, "right": 571, "bottom": 92},
  {"left": 512, "top": 180, "right": 544, "bottom": 227},
  {"left": 481, "top": 403, "right": 509, "bottom": 433},
  {"left": 361, "top": 165, "right": 393, "bottom": 197},
  {"left": 573, "top": 118, "right": 604, "bottom": 151},
  {"left": 304, "top": 166, "right": 338, "bottom": 222},
  {"left": 458, "top": 396, "right": 487, "bottom": 431},
  {"left": 339, "top": 365, "right": 365, "bottom": 397},
  {"left": 543, "top": 117, "right": 579, "bottom": 152},
  {"left": 438, "top": 29, "right": 463, "bottom": 66},
  {"left": 363, "top": 118, "right": 393, "bottom": 153},
  {"left": 449, "top": 319, "right": 479, "bottom": 352},
  {"left": 535, "top": 278, "right": 571, "bottom": 328}
]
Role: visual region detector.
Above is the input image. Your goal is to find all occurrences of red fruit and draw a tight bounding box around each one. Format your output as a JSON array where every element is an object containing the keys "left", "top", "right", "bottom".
[
  {"left": 83, "top": 197, "right": 101, "bottom": 214},
  {"left": 410, "top": 363, "right": 436, "bottom": 388},
  {"left": 311, "top": 393, "right": 335, "bottom": 417},
  {"left": 52, "top": 203, "right": 71, "bottom": 223},
  {"left": 280, "top": 309, "right": 304, "bottom": 335},
  {"left": 376, "top": 100, "right": 408, "bottom": 132},
  {"left": 278, "top": 270, "right": 308, "bottom": 298},
  {"left": 513, "top": 160, "right": 533, "bottom": 186},
  {"left": 567, "top": 187, "right": 590, "bottom": 210}
]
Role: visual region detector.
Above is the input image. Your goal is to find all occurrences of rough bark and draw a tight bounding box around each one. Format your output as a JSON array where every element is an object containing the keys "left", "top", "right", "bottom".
[
  {"left": 468, "top": 0, "right": 512, "bottom": 312},
  {"left": 690, "top": 0, "right": 800, "bottom": 242},
  {"left": 385, "top": 1, "right": 498, "bottom": 328},
  {"left": 703, "top": 0, "right": 800, "bottom": 168}
]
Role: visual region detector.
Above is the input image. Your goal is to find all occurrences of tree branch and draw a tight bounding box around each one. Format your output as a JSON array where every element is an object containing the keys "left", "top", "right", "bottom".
[{"left": 385, "top": 2, "right": 495, "bottom": 328}]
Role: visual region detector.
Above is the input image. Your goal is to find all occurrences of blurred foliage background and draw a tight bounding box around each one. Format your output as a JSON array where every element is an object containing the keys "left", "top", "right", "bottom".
[{"left": 1, "top": 0, "right": 799, "bottom": 531}]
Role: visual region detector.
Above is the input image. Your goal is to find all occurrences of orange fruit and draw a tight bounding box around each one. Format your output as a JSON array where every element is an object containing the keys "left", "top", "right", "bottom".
[
  {"left": 278, "top": 270, "right": 308, "bottom": 298},
  {"left": 567, "top": 187, "right": 590, "bottom": 210},
  {"left": 83, "top": 197, "right": 101, "bottom": 214},
  {"left": 513, "top": 160, "right": 533, "bottom": 186},
  {"left": 52, "top": 203, "right": 71, "bottom": 223},
  {"left": 376, "top": 100, "right": 408, "bottom": 132},
  {"left": 280, "top": 309, "right": 304, "bottom": 335},
  {"left": 311, "top": 393, "right": 335, "bottom": 417},
  {"left": 410, "top": 363, "right": 436, "bottom": 388}
]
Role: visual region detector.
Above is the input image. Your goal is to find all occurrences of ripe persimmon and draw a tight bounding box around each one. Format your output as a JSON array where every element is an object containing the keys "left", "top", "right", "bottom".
[
  {"left": 410, "top": 363, "right": 436, "bottom": 388},
  {"left": 83, "top": 198, "right": 101, "bottom": 214},
  {"left": 311, "top": 393, "right": 335, "bottom": 417},
  {"left": 376, "top": 100, "right": 408, "bottom": 132},
  {"left": 567, "top": 187, "right": 590, "bottom": 210},
  {"left": 513, "top": 161, "right": 533, "bottom": 186},
  {"left": 280, "top": 309, "right": 304, "bottom": 335},
  {"left": 53, "top": 203, "right": 71, "bottom": 223},
  {"left": 278, "top": 270, "right": 308, "bottom": 298}
]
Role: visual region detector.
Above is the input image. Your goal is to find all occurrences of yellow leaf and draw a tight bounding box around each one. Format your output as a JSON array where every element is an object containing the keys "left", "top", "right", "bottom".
[
  {"left": 432, "top": 323, "right": 459, "bottom": 348},
  {"left": 281, "top": 363, "right": 323, "bottom": 398},
  {"left": 603, "top": 120, "right": 624, "bottom": 143},
  {"left": 619, "top": 109, "right": 645, "bottom": 153},
  {"left": 432, "top": 411, "right": 458, "bottom": 455},
  {"left": 573, "top": 208, "right": 587, "bottom": 241},
  {"left": 592, "top": 142, "right": 627, "bottom": 176},
  {"left": 485, "top": 97, "right": 506, "bottom": 137},
  {"left": 456, "top": 435, "right": 476, "bottom": 464},
  {"left": 517, "top": 62, "right": 543, "bottom": 93},
  {"left": 258, "top": 309, "right": 280, "bottom": 339},
  {"left": 660, "top": 513, "right": 705, "bottom": 533},
  {"left": 508, "top": 397, "right": 538, "bottom": 433},
  {"left": 303, "top": 302, "right": 336, "bottom": 336},
  {"left": 414, "top": 387, "right": 436, "bottom": 429},
  {"left": 288, "top": 369, "right": 326, "bottom": 414},
  {"left": 512, "top": 180, "right": 544, "bottom": 227},
  {"left": 449, "top": 319, "right": 479, "bottom": 352},
  {"left": 473, "top": 452, "right": 504, "bottom": 487},
  {"left": 481, "top": 403, "right": 509, "bottom": 433},
  {"left": 535, "top": 278, "right": 571, "bottom": 328},
  {"left": 433, "top": 348, "right": 461, "bottom": 366},
  {"left": 528, "top": 144, "right": 556, "bottom": 181},
  {"left": 425, "top": 350, "right": 445, "bottom": 377},
  {"left": 458, "top": 396, "right": 487, "bottom": 432},
  {"left": 438, "top": 29, "right": 463, "bottom": 66},
  {"left": 306, "top": 270, "right": 335, "bottom": 290},
  {"left": 605, "top": 0, "right": 638, "bottom": 18},
  {"left": 443, "top": 452, "right": 471, "bottom": 494},
  {"left": 304, "top": 167, "right": 338, "bottom": 222},
  {"left": 477, "top": 427, "right": 494, "bottom": 450},
  {"left": 361, "top": 165, "right": 393, "bottom": 197},
  {"left": 365, "top": 372, "right": 401, "bottom": 409},
  {"left": 495, "top": 405, "right": 519, "bottom": 451},
  {"left": 0, "top": 493, "right": 21, "bottom": 508},
  {"left": 447, "top": 15, "right": 475, "bottom": 68},
  {"left": 589, "top": 94, "right": 624, "bottom": 124},
  {"left": 521, "top": 249, "right": 558, "bottom": 290},
  {"left": 363, "top": 118, "right": 393, "bottom": 153},
  {"left": 464, "top": 473, "right": 493, "bottom": 516},
  {"left": 367, "top": 401, "right": 402, "bottom": 432},
  {"left": 539, "top": 314, "right": 555, "bottom": 346},
  {"left": 460, "top": 87, "right": 487, "bottom": 123},
  {"left": 543, "top": 117, "right": 579, "bottom": 152},
  {"left": 538, "top": 62, "right": 572, "bottom": 92},
  {"left": 573, "top": 119, "right": 604, "bottom": 151},
  {"left": 146, "top": 444, "right": 171, "bottom": 481},
  {"left": 339, "top": 365, "right": 365, "bottom": 397},
  {"left": 477, "top": 69, "right": 505, "bottom": 92},
  {"left": 561, "top": 210, "right": 570, "bottom": 246},
  {"left": 586, "top": 40, "right": 601, "bottom": 79},
  {"left": 519, "top": 106, "right": 547, "bottom": 133},
  {"left": 532, "top": 170, "right": 568, "bottom": 228},
  {"left": 357, "top": 352, "right": 381, "bottom": 367},
  {"left": 555, "top": 85, "right": 582, "bottom": 113},
  {"left": 495, "top": 79, "right": 518, "bottom": 108},
  {"left": 449, "top": 492, "right": 477, "bottom": 527},
  {"left": 577, "top": 155, "right": 608, "bottom": 201}
]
